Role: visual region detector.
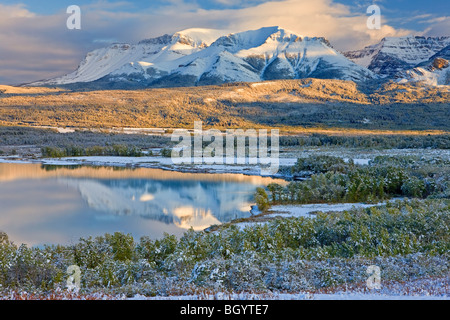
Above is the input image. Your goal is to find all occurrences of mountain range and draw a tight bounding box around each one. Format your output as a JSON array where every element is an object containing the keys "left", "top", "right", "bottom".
[
  {"left": 344, "top": 35, "right": 450, "bottom": 86},
  {"left": 31, "top": 26, "right": 450, "bottom": 88}
]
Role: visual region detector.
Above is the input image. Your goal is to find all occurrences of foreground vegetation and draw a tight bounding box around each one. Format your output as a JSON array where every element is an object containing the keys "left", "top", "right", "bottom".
[
  {"left": 0, "top": 199, "right": 448, "bottom": 297},
  {"left": 0, "top": 119, "right": 448, "bottom": 298},
  {"left": 0, "top": 150, "right": 448, "bottom": 298},
  {"left": 254, "top": 155, "right": 450, "bottom": 211}
]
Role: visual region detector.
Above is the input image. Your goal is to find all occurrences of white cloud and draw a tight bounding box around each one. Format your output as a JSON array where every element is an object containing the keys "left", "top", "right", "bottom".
[
  {"left": 0, "top": 4, "right": 35, "bottom": 18},
  {"left": 87, "top": 0, "right": 413, "bottom": 50},
  {"left": 421, "top": 16, "right": 450, "bottom": 37},
  {"left": 191, "top": 0, "right": 412, "bottom": 51}
]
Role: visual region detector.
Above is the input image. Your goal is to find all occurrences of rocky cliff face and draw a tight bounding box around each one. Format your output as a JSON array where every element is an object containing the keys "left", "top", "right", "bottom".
[
  {"left": 344, "top": 36, "right": 450, "bottom": 78},
  {"left": 395, "top": 45, "right": 450, "bottom": 86}
]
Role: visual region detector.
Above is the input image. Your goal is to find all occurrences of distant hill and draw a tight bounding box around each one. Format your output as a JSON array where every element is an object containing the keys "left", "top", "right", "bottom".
[{"left": 4, "top": 78, "right": 449, "bottom": 131}]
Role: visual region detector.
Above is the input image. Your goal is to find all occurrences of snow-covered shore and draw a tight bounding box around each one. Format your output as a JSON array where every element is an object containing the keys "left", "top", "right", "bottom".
[
  {"left": 234, "top": 201, "right": 396, "bottom": 230},
  {"left": 0, "top": 155, "right": 298, "bottom": 179},
  {"left": 0, "top": 154, "right": 377, "bottom": 179},
  {"left": 267, "top": 201, "right": 391, "bottom": 218}
]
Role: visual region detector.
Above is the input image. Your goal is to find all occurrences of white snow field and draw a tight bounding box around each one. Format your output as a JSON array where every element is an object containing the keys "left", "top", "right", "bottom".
[{"left": 266, "top": 201, "right": 390, "bottom": 218}]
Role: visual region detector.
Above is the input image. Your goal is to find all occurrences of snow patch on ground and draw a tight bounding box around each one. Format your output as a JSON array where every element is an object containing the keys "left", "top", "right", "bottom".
[
  {"left": 267, "top": 201, "right": 389, "bottom": 219},
  {"left": 234, "top": 201, "right": 394, "bottom": 230},
  {"left": 130, "top": 292, "right": 447, "bottom": 300},
  {"left": 128, "top": 277, "right": 449, "bottom": 300},
  {"left": 251, "top": 81, "right": 277, "bottom": 87}
]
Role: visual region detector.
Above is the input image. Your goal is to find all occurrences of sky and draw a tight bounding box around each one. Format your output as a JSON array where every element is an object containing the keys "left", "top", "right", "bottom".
[{"left": 0, "top": 0, "right": 448, "bottom": 85}]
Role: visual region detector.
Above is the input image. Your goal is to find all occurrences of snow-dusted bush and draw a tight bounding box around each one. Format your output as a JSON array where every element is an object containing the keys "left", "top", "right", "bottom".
[
  {"left": 292, "top": 155, "right": 351, "bottom": 174},
  {"left": 263, "top": 155, "right": 450, "bottom": 206},
  {"left": 0, "top": 200, "right": 448, "bottom": 296}
]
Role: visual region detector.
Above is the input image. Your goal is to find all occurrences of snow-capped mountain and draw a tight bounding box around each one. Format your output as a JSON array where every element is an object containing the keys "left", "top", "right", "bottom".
[
  {"left": 162, "top": 26, "right": 376, "bottom": 85},
  {"left": 344, "top": 36, "right": 450, "bottom": 78},
  {"left": 32, "top": 26, "right": 377, "bottom": 88},
  {"left": 397, "top": 45, "right": 450, "bottom": 86},
  {"left": 33, "top": 28, "right": 227, "bottom": 86}
]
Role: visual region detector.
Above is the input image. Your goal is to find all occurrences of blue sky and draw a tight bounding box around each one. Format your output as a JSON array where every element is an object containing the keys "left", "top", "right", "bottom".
[
  {"left": 2, "top": 0, "right": 448, "bottom": 29},
  {"left": 0, "top": 0, "right": 448, "bottom": 84}
]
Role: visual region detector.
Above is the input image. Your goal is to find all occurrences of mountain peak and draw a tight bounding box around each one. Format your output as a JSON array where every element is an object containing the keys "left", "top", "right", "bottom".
[
  {"left": 214, "top": 26, "right": 301, "bottom": 45},
  {"left": 138, "top": 34, "right": 173, "bottom": 45},
  {"left": 136, "top": 28, "right": 226, "bottom": 48},
  {"left": 345, "top": 35, "right": 450, "bottom": 77},
  {"left": 174, "top": 28, "right": 228, "bottom": 47},
  {"left": 30, "top": 26, "right": 383, "bottom": 87}
]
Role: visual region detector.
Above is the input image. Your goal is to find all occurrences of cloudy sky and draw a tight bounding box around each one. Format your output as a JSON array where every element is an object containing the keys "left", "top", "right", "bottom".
[{"left": 0, "top": 0, "right": 448, "bottom": 85}]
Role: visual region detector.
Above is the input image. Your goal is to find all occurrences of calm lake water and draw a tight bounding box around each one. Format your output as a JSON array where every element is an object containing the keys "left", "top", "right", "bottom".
[{"left": 0, "top": 163, "right": 284, "bottom": 247}]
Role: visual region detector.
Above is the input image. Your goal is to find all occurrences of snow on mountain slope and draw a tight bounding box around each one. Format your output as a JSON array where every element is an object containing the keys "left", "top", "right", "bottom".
[
  {"left": 150, "top": 26, "right": 377, "bottom": 86},
  {"left": 230, "top": 27, "right": 376, "bottom": 81},
  {"left": 32, "top": 26, "right": 377, "bottom": 87},
  {"left": 345, "top": 36, "right": 450, "bottom": 78},
  {"left": 33, "top": 28, "right": 227, "bottom": 86},
  {"left": 396, "top": 45, "right": 450, "bottom": 86},
  {"left": 398, "top": 66, "right": 449, "bottom": 86}
]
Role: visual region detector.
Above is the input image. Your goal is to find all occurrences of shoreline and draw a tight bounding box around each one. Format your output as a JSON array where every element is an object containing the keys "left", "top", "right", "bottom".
[{"left": 0, "top": 155, "right": 297, "bottom": 179}]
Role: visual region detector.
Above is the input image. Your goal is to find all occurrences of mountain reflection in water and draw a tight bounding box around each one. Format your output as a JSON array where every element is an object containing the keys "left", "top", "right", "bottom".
[{"left": 0, "top": 163, "right": 284, "bottom": 246}]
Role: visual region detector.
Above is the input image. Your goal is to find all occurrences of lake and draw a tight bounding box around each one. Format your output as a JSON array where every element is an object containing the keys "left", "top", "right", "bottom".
[{"left": 0, "top": 163, "right": 284, "bottom": 247}]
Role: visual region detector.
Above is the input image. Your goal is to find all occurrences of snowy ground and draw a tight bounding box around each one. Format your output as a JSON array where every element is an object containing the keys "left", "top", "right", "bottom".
[
  {"left": 266, "top": 202, "right": 390, "bottom": 218},
  {"left": 0, "top": 155, "right": 298, "bottom": 177},
  {"left": 234, "top": 201, "right": 395, "bottom": 230},
  {"left": 281, "top": 147, "right": 450, "bottom": 160},
  {"left": 131, "top": 292, "right": 447, "bottom": 300},
  {"left": 130, "top": 277, "right": 448, "bottom": 300},
  {"left": 0, "top": 154, "right": 374, "bottom": 178},
  {"left": 3, "top": 276, "right": 447, "bottom": 300}
]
